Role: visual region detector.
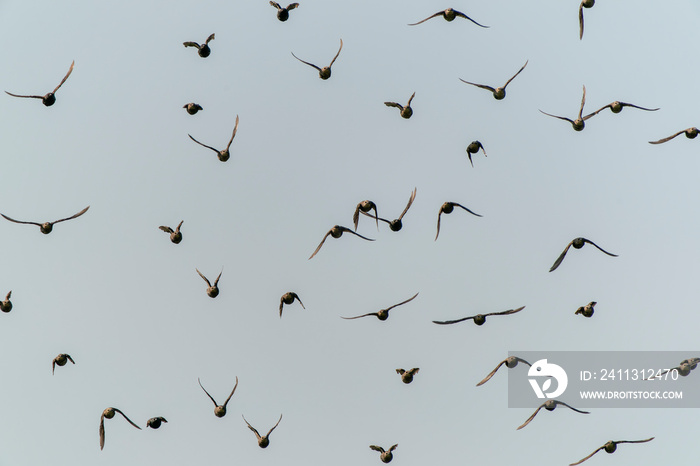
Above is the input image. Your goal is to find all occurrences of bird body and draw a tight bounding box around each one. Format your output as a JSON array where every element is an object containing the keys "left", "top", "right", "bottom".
[
  {"left": 435, "top": 201, "right": 482, "bottom": 240},
  {"left": 0, "top": 291, "right": 11, "bottom": 313},
  {"left": 370, "top": 444, "right": 398, "bottom": 463},
  {"left": 575, "top": 301, "right": 596, "bottom": 318},
  {"left": 196, "top": 268, "right": 223, "bottom": 298},
  {"left": 52, "top": 353, "right": 75, "bottom": 374},
  {"left": 384, "top": 92, "right": 415, "bottom": 119},
  {"left": 549, "top": 237, "right": 618, "bottom": 272},
  {"left": 183, "top": 33, "right": 215, "bottom": 57},
  {"left": 183, "top": 103, "right": 203, "bottom": 115},
  {"left": 146, "top": 417, "right": 167, "bottom": 429},
  {"left": 159, "top": 220, "right": 183, "bottom": 244},
  {"left": 99, "top": 407, "right": 141, "bottom": 450},
  {"left": 465, "top": 141, "right": 486, "bottom": 167},
  {"left": 396, "top": 368, "right": 419, "bottom": 384},
  {"left": 270, "top": 2, "right": 299, "bottom": 21},
  {"left": 279, "top": 292, "right": 305, "bottom": 317}
]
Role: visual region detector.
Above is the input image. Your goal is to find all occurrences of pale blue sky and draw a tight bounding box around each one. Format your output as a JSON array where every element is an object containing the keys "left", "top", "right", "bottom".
[{"left": 0, "top": 0, "right": 699, "bottom": 464}]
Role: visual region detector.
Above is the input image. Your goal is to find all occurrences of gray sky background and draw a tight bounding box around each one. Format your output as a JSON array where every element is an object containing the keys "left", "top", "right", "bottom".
[{"left": 1, "top": 0, "right": 699, "bottom": 464}]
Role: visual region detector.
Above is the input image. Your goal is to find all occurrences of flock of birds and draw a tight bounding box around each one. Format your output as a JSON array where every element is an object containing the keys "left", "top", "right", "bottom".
[{"left": 3, "top": 1, "right": 694, "bottom": 464}]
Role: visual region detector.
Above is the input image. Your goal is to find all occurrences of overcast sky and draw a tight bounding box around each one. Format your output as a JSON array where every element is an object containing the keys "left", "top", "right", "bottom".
[{"left": 1, "top": 0, "right": 699, "bottom": 465}]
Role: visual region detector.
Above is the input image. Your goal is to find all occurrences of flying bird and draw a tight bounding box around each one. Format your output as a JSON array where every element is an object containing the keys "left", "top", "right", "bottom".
[
  {"left": 0, "top": 291, "right": 11, "bottom": 313},
  {"left": 270, "top": 2, "right": 299, "bottom": 21},
  {"left": 649, "top": 127, "right": 699, "bottom": 144},
  {"left": 570, "top": 438, "right": 654, "bottom": 465},
  {"left": 6, "top": 60, "right": 74, "bottom": 107},
  {"left": 196, "top": 268, "right": 223, "bottom": 298},
  {"left": 396, "top": 368, "right": 420, "bottom": 384},
  {"left": 476, "top": 356, "right": 531, "bottom": 386},
  {"left": 99, "top": 407, "right": 141, "bottom": 450},
  {"left": 384, "top": 92, "right": 415, "bottom": 119},
  {"left": 183, "top": 33, "right": 215, "bottom": 57},
  {"left": 146, "top": 417, "right": 168, "bottom": 429},
  {"left": 370, "top": 444, "right": 398, "bottom": 463},
  {"left": 645, "top": 357, "right": 700, "bottom": 380},
  {"left": 549, "top": 237, "right": 618, "bottom": 272},
  {"left": 198, "top": 376, "right": 238, "bottom": 417},
  {"left": 242, "top": 414, "right": 283, "bottom": 448},
  {"left": 517, "top": 400, "right": 589, "bottom": 430},
  {"left": 459, "top": 60, "right": 528, "bottom": 100},
  {"left": 540, "top": 85, "right": 592, "bottom": 131},
  {"left": 1, "top": 206, "right": 89, "bottom": 234},
  {"left": 353, "top": 200, "right": 379, "bottom": 231},
  {"left": 408, "top": 8, "right": 488, "bottom": 27},
  {"left": 575, "top": 301, "right": 597, "bottom": 318},
  {"left": 465, "top": 141, "right": 486, "bottom": 167},
  {"left": 435, "top": 202, "right": 482, "bottom": 241},
  {"left": 279, "top": 292, "right": 305, "bottom": 318},
  {"left": 363, "top": 188, "right": 416, "bottom": 232},
  {"left": 188, "top": 115, "right": 239, "bottom": 162},
  {"left": 52, "top": 353, "right": 75, "bottom": 375},
  {"left": 291, "top": 38, "right": 343, "bottom": 80},
  {"left": 159, "top": 221, "right": 183, "bottom": 244},
  {"left": 308, "top": 225, "right": 374, "bottom": 260},
  {"left": 341, "top": 292, "right": 419, "bottom": 321},
  {"left": 584, "top": 101, "right": 659, "bottom": 118},
  {"left": 433, "top": 305, "right": 525, "bottom": 326},
  {"left": 578, "top": 0, "right": 595, "bottom": 40},
  {"left": 183, "top": 103, "right": 203, "bottom": 115}
]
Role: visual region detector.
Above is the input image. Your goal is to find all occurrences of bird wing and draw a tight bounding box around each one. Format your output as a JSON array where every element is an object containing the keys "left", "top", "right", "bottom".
[
  {"left": 223, "top": 376, "right": 239, "bottom": 407},
  {"left": 196, "top": 269, "right": 212, "bottom": 287},
  {"left": 5, "top": 91, "right": 44, "bottom": 99},
  {"left": 226, "top": 115, "right": 239, "bottom": 150},
  {"left": 398, "top": 188, "right": 417, "bottom": 220},
  {"left": 453, "top": 10, "right": 489, "bottom": 27},
  {"left": 554, "top": 400, "right": 590, "bottom": 414},
  {"left": 614, "top": 437, "right": 655, "bottom": 445},
  {"left": 53, "top": 60, "right": 75, "bottom": 93},
  {"left": 293, "top": 293, "right": 305, "bottom": 309},
  {"left": 406, "top": 92, "right": 415, "bottom": 106},
  {"left": 352, "top": 203, "right": 362, "bottom": 230},
  {"left": 570, "top": 446, "right": 604, "bottom": 466},
  {"left": 189, "top": 134, "right": 219, "bottom": 153},
  {"left": 53, "top": 205, "right": 90, "bottom": 224},
  {"left": 269, "top": 1, "right": 281, "bottom": 9},
  {"left": 458, "top": 79, "right": 496, "bottom": 93},
  {"left": 341, "top": 312, "right": 379, "bottom": 320},
  {"left": 242, "top": 415, "right": 262, "bottom": 440},
  {"left": 435, "top": 207, "right": 444, "bottom": 241},
  {"left": 578, "top": 1, "right": 585, "bottom": 40},
  {"left": 287, "top": 3, "right": 299, "bottom": 10},
  {"left": 408, "top": 368, "right": 420, "bottom": 376},
  {"left": 279, "top": 298, "right": 285, "bottom": 317},
  {"left": 114, "top": 408, "right": 142, "bottom": 430},
  {"left": 577, "top": 85, "right": 587, "bottom": 120},
  {"left": 66, "top": 354, "right": 75, "bottom": 364},
  {"left": 52, "top": 359, "right": 57, "bottom": 375},
  {"left": 485, "top": 305, "right": 526, "bottom": 317},
  {"left": 159, "top": 226, "right": 174, "bottom": 234},
  {"left": 452, "top": 202, "right": 483, "bottom": 217},
  {"left": 503, "top": 60, "right": 528, "bottom": 88},
  {"left": 382, "top": 292, "right": 419, "bottom": 312},
  {"left": 516, "top": 404, "right": 544, "bottom": 430},
  {"left": 99, "top": 413, "right": 106, "bottom": 450},
  {"left": 582, "top": 238, "right": 618, "bottom": 257},
  {"left": 539, "top": 110, "right": 575, "bottom": 125},
  {"left": 328, "top": 38, "right": 343, "bottom": 68},
  {"left": 205, "top": 33, "right": 215, "bottom": 44},
  {"left": 369, "top": 445, "right": 385, "bottom": 453},
  {"left": 176, "top": 220, "right": 184, "bottom": 232},
  {"left": 308, "top": 229, "right": 332, "bottom": 260},
  {"left": 341, "top": 226, "right": 374, "bottom": 242},
  {"left": 476, "top": 359, "right": 508, "bottom": 386},
  {"left": 198, "top": 378, "right": 219, "bottom": 406},
  {"left": 618, "top": 102, "right": 659, "bottom": 112},
  {"left": 214, "top": 268, "right": 223, "bottom": 286},
  {"left": 384, "top": 101, "right": 404, "bottom": 110},
  {"left": 396, "top": 368, "right": 406, "bottom": 375},
  {"left": 183, "top": 41, "right": 201, "bottom": 48},
  {"left": 549, "top": 241, "right": 574, "bottom": 272},
  {"left": 408, "top": 11, "right": 442, "bottom": 26},
  {"left": 291, "top": 52, "right": 322, "bottom": 72},
  {"left": 0, "top": 213, "right": 42, "bottom": 226},
  {"left": 266, "top": 414, "right": 283, "bottom": 436},
  {"left": 649, "top": 130, "right": 686, "bottom": 144},
  {"left": 389, "top": 444, "right": 398, "bottom": 452},
  {"left": 432, "top": 315, "right": 475, "bottom": 325}
]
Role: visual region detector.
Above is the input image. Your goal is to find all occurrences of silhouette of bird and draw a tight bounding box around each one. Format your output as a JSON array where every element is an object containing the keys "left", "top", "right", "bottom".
[
  {"left": 341, "top": 292, "right": 419, "bottom": 321},
  {"left": 384, "top": 92, "right": 415, "bottom": 119},
  {"left": 396, "top": 368, "right": 420, "bottom": 384},
  {"left": 433, "top": 306, "right": 525, "bottom": 326},
  {"left": 517, "top": 400, "right": 589, "bottom": 430},
  {"left": 198, "top": 376, "right": 238, "bottom": 418},
  {"left": 584, "top": 101, "right": 659, "bottom": 118},
  {"left": 575, "top": 301, "right": 597, "bottom": 318},
  {"left": 353, "top": 200, "right": 379, "bottom": 231},
  {"left": 649, "top": 127, "right": 700, "bottom": 144},
  {"left": 408, "top": 8, "right": 488, "bottom": 27},
  {"left": 196, "top": 268, "right": 223, "bottom": 298},
  {"left": 6, "top": 60, "right": 74, "bottom": 107},
  {"left": 279, "top": 292, "right": 305, "bottom": 318},
  {"left": 459, "top": 60, "right": 528, "bottom": 100},
  {"left": 146, "top": 417, "right": 167, "bottom": 429},
  {"left": 183, "top": 103, "right": 203, "bottom": 115},
  {"left": 52, "top": 353, "right": 75, "bottom": 375},
  {"left": 578, "top": 0, "right": 595, "bottom": 40},
  {"left": 645, "top": 357, "right": 700, "bottom": 380},
  {"left": 189, "top": 115, "right": 239, "bottom": 162},
  {"left": 308, "top": 225, "right": 374, "bottom": 260},
  {"left": 465, "top": 141, "right": 486, "bottom": 167},
  {"left": 540, "top": 85, "right": 592, "bottom": 131},
  {"left": 99, "top": 407, "right": 141, "bottom": 450},
  {"left": 183, "top": 33, "right": 215, "bottom": 57},
  {"left": 570, "top": 438, "right": 654, "bottom": 465},
  {"left": 549, "top": 237, "right": 618, "bottom": 272},
  {"left": 435, "top": 202, "right": 482, "bottom": 241},
  {"left": 242, "top": 414, "right": 283, "bottom": 448},
  {"left": 364, "top": 188, "right": 417, "bottom": 232},
  {"left": 159, "top": 221, "right": 183, "bottom": 244},
  {"left": 476, "top": 356, "right": 531, "bottom": 386},
  {"left": 270, "top": 2, "right": 299, "bottom": 21},
  {"left": 291, "top": 39, "right": 343, "bottom": 80},
  {"left": 370, "top": 444, "right": 398, "bottom": 463},
  {"left": 1, "top": 206, "right": 89, "bottom": 234},
  {"left": 0, "top": 291, "right": 11, "bottom": 313}
]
